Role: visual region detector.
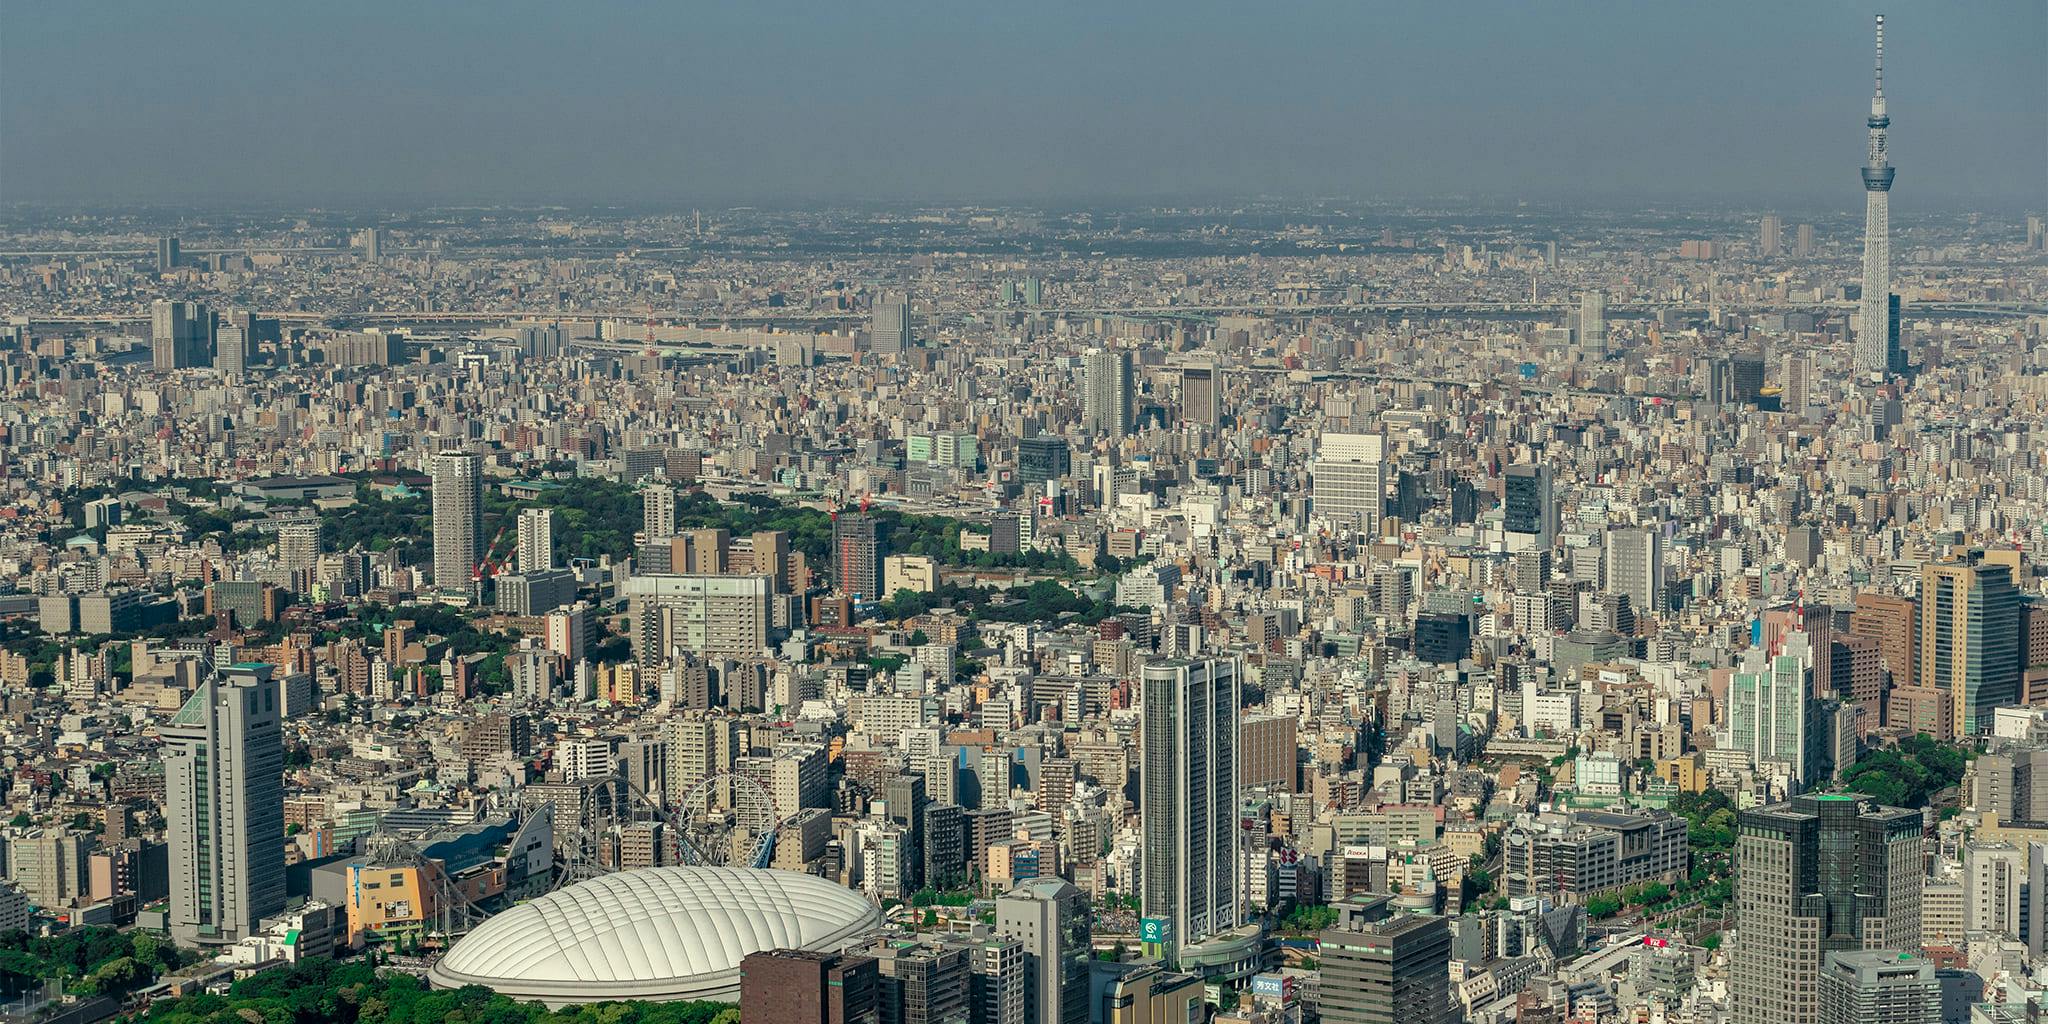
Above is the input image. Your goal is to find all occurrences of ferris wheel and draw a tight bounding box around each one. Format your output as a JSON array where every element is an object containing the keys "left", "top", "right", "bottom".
[
  {"left": 551, "top": 775, "right": 670, "bottom": 890},
  {"left": 672, "top": 772, "right": 784, "bottom": 868}
]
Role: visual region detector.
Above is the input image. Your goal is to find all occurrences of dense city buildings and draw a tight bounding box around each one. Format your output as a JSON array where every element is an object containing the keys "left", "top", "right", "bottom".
[{"left": 0, "top": 9, "right": 2042, "bottom": 1024}]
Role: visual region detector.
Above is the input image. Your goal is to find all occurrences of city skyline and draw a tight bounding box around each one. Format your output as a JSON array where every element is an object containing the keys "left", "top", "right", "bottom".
[{"left": 3, "top": 3, "right": 2043, "bottom": 208}]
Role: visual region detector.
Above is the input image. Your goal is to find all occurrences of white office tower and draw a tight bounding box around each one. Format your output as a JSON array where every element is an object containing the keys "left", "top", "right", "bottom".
[
  {"left": 871, "top": 293, "right": 912, "bottom": 354},
  {"left": 1726, "top": 633, "right": 1815, "bottom": 788},
  {"left": 1082, "top": 347, "right": 1134, "bottom": 439},
  {"left": 431, "top": 450, "right": 482, "bottom": 593},
  {"left": 1141, "top": 658, "right": 1241, "bottom": 960},
  {"left": 1856, "top": 15, "right": 1898, "bottom": 375},
  {"left": 1603, "top": 526, "right": 1665, "bottom": 619},
  {"left": 165, "top": 663, "right": 286, "bottom": 945},
  {"left": 517, "top": 507, "right": 557, "bottom": 572},
  {"left": 213, "top": 325, "right": 247, "bottom": 376},
  {"left": 1311, "top": 432, "right": 1386, "bottom": 535},
  {"left": 1578, "top": 289, "right": 1607, "bottom": 355}
]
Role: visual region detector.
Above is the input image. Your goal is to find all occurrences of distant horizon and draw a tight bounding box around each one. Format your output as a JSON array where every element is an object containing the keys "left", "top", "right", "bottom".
[{"left": 3, "top": 1, "right": 2042, "bottom": 210}]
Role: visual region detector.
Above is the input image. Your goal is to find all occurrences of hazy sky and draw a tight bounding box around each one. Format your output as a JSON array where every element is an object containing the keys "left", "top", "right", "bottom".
[{"left": 2, "top": 0, "right": 2042, "bottom": 209}]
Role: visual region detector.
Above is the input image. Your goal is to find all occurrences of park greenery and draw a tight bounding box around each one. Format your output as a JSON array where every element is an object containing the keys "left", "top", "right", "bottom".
[
  {"left": 1839, "top": 732, "right": 1972, "bottom": 808},
  {"left": 0, "top": 927, "right": 191, "bottom": 999},
  {"left": 139, "top": 958, "right": 737, "bottom": 1024}
]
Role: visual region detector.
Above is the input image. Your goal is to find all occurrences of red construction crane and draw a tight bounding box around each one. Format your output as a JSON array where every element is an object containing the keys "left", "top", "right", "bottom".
[{"left": 471, "top": 520, "right": 516, "bottom": 582}]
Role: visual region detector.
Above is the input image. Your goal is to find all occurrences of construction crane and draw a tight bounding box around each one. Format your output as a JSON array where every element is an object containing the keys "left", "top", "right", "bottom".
[{"left": 471, "top": 521, "right": 516, "bottom": 583}]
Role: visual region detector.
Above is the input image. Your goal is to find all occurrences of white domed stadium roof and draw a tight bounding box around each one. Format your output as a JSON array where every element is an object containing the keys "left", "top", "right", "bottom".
[{"left": 427, "top": 866, "right": 882, "bottom": 1006}]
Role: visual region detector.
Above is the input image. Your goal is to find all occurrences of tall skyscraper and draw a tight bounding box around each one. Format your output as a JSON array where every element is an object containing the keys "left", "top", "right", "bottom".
[
  {"left": 1919, "top": 559, "right": 2021, "bottom": 737},
  {"left": 1796, "top": 222, "right": 1816, "bottom": 258},
  {"left": 157, "top": 235, "right": 180, "bottom": 272},
  {"left": 1503, "top": 463, "right": 1557, "bottom": 552},
  {"left": 1731, "top": 793, "right": 1923, "bottom": 1024},
  {"left": 1818, "top": 951, "right": 1938, "bottom": 1024},
  {"left": 1726, "top": 632, "right": 1819, "bottom": 787},
  {"left": 212, "top": 324, "right": 248, "bottom": 376},
  {"left": 1761, "top": 214, "right": 1783, "bottom": 256},
  {"left": 151, "top": 299, "right": 213, "bottom": 370},
  {"left": 1311, "top": 432, "right": 1386, "bottom": 535},
  {"left": 1082, "top": 348, "right": 1134, "bottom": 439},
  {"left": 1141, "top": 657, "right": 1240, "bottom": 959},
  {"left": 1603, "top": 526, "right": 1665, "bottom": 619},
  {"left": 1781, "top": 352, "right": 1814, "bottom": 413},
  {"left": 1317, "top": 896, "right": 1455, "bottom": 1024},
  {"left": 1850, "top": 592, "right": 1918, "bottom": 691},
  {"left": 1578, "top": 289, "right": 1607, "bottom": 355},
  {"left": 995, "top": 878, "right": 1091, "bottom": 1024},
  {"left": 430, "top": 451, "right": 482, "bottom": 593},
  {"left": 643, "top": 486, "right": 677, "bottom": 540},
  {"left": 1181, "top": 363, "right": 1220, "bottom": 427},
  {"left": 516, "top": 507, "right": 556, "bottom": 573},
  {"left": 870, "top": 294, "right": 912, "bottom": 355},
  {"left": 165, "top": 662, "right": 286, "bottom": 945},
  {"left": 1856, "top": 15, "right": 1899, "bottom": 375},
  {"left": 834, "top": 512, "right": 883, "bottom": 601}
]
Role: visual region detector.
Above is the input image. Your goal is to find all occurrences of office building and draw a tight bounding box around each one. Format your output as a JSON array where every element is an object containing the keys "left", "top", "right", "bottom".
[
  {"left": 1856, "top": 16, "right": 1898, "bottom": 375},
  {"left": 1796, "top": 222, "right": 1815, "bottom": 257},
  {"left": 1761, "top": 214, "right": 1783, "bottom": 256},
  {"left": 152, "top": 299, "right": 213, "bottom": 370},
  {"left": 956, "top": 935, "right": 1025, "bottom": 1024},
  {"left": 871, "top": 294, "right": 912, "bottom": 355},
  {"left": 1919, "top": 560, "right": 2020, "bottom": 737},
  {"left": 517, "top": 507, "right": 556, "bottom": 573},
  {"left": 165, "top": 663, "right": 286, "bottom": 945},
  {"left": 213, "top": 324, "right": 248, "bottom": 376},
  {"left": 740, "top": 949, "right": 880, "bottom": 1024},
  {"left": 1818, "top": 951, "right": 1938, "bottom": 1024},
  {"left": 1317, "top": 896, "right": 1455, "bottom": 1024},
  {"left": 1578, "top": 289, "right": 1607, "bottom": 355},
  {"left": 157, "top": 235, "right": 180, "bottom": 272},
  {"left": 1240, "top": 714, "right": 1298, "bottom": 794},
  {"left": 1731, "top": 793, "right": 1923, "bottom": 1024},
  {"left": 1017, "top": 436, "right": 1071, "bottom": 487},
  {"left": 1083, "top": 348, "right": 1134, "bottom": 439},
  {"left": 835, "top": 512, "right": 884, "bottom": 601},
  {"left": 1503, "top": 463, "right": 1557, "bottom": 551},
  {"left": 431, "top": 451, "right": 483, "bottom": 593},
  {"left": 1603, "top": 526, "right": 1664, "bottom": 619},
  {"left": 1727, "top": 632, "right": 1820, "bottom": 786},
  {"left": 1182, "top": 363, "right": 1220, "bottom": 427},
  {"left": 1851, "top": 592, "right": 1917, "bottom": 691},
  {"left": 996, "top": 878, "right": 1091, "bottom": 1024},
  {"left": 625, "top": 574, "right": 774, "bottom": 662},
  {"left": 1312, "top": 433, "right": 1386, "bottom": 534},
  {"left": 1501, "top": 809, "right": 1688, "bottom": 906},
  {"left": 1141, "top": 657, "right": 1240, "bottom": 955},
  {"left": 869, "top": 939, "right": 969, "bottom": 1024}
]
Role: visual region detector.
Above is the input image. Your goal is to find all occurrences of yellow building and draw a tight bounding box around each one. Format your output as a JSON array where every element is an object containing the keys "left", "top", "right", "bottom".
[
  {"left": 1659, "top": 752, "right": 1708, "bottom": 794},
  {"left": 1094, "top": 962, "right": 1205, "bottom": 1024}
]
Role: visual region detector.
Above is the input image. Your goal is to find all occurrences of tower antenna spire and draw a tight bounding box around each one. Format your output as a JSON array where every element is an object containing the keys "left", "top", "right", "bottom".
[{"left": 1874, "top": 14, "right": 1884, "bottom": 96}]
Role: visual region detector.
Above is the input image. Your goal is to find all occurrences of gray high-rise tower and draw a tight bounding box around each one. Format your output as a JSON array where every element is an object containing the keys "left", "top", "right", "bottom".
[
  {"left": 1083, "top": 348, "right": 1134, "bottom": 439},
  {"left": 1141, "top": 657, "right": 1240, "bottom": 962},
  {"left": 166, "top": 662, "right": 286, "bottom": 946},
  {"left": 1855, "top": 15, "right": 1898, "bottom": 376},
  {"left": 431, "top": 450, "right": 482, "bottom": 593}
]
